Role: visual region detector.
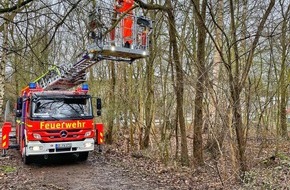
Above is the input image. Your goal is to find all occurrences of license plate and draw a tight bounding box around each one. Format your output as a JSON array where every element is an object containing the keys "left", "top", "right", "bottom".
[{"left": 56, "top": 143, "right": 72, "bottom": 149}]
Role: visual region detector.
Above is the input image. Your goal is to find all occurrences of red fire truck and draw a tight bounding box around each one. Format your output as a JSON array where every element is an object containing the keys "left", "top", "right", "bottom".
[
  {"left": 0, "top": 0, "right": 152, "bottom": 164},
  {"left": 12, "top": 83, "right": 103, "bottom": 164}
]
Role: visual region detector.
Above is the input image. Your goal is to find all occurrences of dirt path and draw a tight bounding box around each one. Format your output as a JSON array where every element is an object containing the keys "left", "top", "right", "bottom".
[{"left": 0, "top": 150, "right": 162, "bottom": 190}]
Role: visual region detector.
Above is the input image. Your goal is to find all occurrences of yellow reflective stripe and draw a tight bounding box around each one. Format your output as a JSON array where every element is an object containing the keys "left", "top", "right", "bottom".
[{"left": 26, "top": 124, "right": 32, "bottom": 128}]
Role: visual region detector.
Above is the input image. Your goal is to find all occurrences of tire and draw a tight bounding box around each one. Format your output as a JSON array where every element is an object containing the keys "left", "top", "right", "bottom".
[
  {"left": 22, "top": 140, "right": 32, "bottom": 165},
  {"left": 22, "top": 148, "right": 32, "bottom": 165},
  {"left": 23, "top": 155, "right": 32, "bottom": 165},
  {"left": 78, "top": 152, "right": 89, "bottom": 161}
]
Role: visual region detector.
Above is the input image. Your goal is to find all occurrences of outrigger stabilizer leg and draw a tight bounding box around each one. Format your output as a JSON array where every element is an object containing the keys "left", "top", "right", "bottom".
[{"left": 1, "top": 122, "right": 12, "bottom": 157}]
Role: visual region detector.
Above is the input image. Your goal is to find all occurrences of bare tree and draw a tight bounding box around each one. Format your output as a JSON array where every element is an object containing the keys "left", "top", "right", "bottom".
[
  {"left": 278, "top": 2, "right": 290, "bottom": 138},
  {"left": 191, "top": 0, "right": 207, "bottom": 166},
  {"left": 0, "top": 11, "right": 8, "bottom": 120},
  {"left": 226, "top": 0, "right": 275, "bottom": 175}
]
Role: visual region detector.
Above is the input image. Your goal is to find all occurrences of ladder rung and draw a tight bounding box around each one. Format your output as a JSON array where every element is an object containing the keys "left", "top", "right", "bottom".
[{"left": 39, "top": 55, "right": 101, "bottom": 90}]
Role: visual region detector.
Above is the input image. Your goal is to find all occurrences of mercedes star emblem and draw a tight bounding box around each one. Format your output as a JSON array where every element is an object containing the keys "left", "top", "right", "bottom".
[{"left": 60, "top": 130, "right": 68, "bottom": 138}]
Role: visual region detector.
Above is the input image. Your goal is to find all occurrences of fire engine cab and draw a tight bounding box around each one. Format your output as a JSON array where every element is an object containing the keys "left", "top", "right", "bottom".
[{"left": 13, "top": 83, "right": 103, "bottom": 164}]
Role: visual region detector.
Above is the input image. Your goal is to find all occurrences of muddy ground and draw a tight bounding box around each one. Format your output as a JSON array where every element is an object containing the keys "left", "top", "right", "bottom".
[
  {"left": 0, "top": 144, "right": 235, "bottom": 190},
  {"left": 0, "top": 148, "right": 164, "bottom": 190},
  {"left": 1, "top": 139, "right": 290, "bottom": 190}
]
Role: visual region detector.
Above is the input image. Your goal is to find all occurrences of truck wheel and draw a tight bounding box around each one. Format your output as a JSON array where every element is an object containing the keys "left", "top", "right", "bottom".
[
  {"left": 22, "top": 140, "right": 31, "bottom": 165},
  {"left": 23, "top": 154, "right": 32, "bottom": 165},
  {"left": 22, "top": 149, "right": 32, "bottom": 164},
  {"left": 78, "top": 152, "right": 89, "bottom": 161}
]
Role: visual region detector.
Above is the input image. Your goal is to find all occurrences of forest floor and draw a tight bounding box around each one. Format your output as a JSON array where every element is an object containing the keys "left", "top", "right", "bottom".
[{"left": 1, "top": 135, "right": 290, "bottom": 190}]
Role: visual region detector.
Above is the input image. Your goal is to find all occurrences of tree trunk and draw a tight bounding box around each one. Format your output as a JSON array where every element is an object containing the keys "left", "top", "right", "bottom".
[
  {"left": 105, "top": 61, "right": 116, "bottom": 144},
  {"left": 166, "top": 0, "right": 189, "bottom": 166},
  {"left": 206, "top": 0, "right": 225, "bottom": 160},
  {"left": 140, "top": 0, "right": 156, "bottom": 151},
  {"left": 142, "top": 60, "right": 154, "bottom": 148},
  {"left": 0, "top": 16, "right": 8, "bottom": 122},
  {"left": 192, "top": 0, "right": 206, "bottom": 165},
  {"left": 229, "top": 79, "right": 247, "bottom": 173},
  {"left": 279, "top": 4, "right": 290, "bottom": 138}
]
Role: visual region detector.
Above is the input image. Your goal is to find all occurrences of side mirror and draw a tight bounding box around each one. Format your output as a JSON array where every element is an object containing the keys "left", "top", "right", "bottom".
[
  {"left": 96, "top": 98, "right": 101, "bottom": 116},
  {"left": 16, "top": 97, "right": 23, "bottom": 117}
]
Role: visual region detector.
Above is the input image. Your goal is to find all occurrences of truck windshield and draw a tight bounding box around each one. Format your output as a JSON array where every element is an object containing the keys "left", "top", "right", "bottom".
[{"left": 31, "top": 97, "right": 93, "bottom": 119}]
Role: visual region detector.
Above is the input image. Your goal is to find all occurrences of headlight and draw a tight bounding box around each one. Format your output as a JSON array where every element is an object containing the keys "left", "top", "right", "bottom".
[
  {"left": 33, "top": 133, "right": 41, "bottom": 139},
  {"left": 29, "top": 146, "right": 43, "bottom": 151},
  {"left": 110, "top": 46, "right": 116, "bottom": 51},
  {"left": 84, "top": 143, "right": 93, "bottom": 148}
]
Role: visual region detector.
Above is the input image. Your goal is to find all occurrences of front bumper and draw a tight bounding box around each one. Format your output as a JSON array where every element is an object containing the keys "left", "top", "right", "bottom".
[{"left": 25, "top": 138, "right": 95, "bottom": 156}]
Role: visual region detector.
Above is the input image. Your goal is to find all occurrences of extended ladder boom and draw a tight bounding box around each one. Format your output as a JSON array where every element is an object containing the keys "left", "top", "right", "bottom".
[{"left": 33, "top": 54, "right": 96, "bottom": 90}]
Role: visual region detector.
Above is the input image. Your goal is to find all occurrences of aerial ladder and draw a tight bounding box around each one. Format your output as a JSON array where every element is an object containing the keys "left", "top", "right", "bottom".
[{"left": 1, "top": 0, "right": 153, "bottom": 157}]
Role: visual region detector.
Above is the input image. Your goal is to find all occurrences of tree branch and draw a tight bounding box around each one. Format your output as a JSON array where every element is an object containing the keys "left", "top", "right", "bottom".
[
  {"left": 0, "top": 0, "right": 34, "bottom": 14},
  {"left": 240, "top": 0, "right": 275, "bottom": 89},
  {"left": 134, "top": 0, "right": 170, "bottom": 12},
  {"left": 41, "top": 0, "right": 82, "bottom": 53}
]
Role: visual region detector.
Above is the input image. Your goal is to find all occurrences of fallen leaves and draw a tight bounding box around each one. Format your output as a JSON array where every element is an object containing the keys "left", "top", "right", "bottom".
[{"left": 0, "top": 136, "right": 290, "bottom": 189}]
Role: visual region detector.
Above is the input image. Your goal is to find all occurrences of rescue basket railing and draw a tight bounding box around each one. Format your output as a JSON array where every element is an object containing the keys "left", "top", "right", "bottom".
[{"left": 87, "top": 6, "right": 153, "bottom": 60}]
